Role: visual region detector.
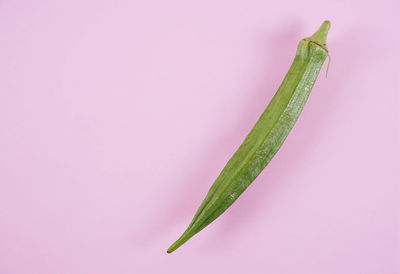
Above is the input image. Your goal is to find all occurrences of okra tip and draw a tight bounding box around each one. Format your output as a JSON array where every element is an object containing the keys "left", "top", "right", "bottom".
[
  {"left": 166, "top": 240, "right": 183, "bottom": 254},
  {"left": 167, "top": 227, "right": 195, "bottom": 254},
  {"left": 307, "top": 20, "right": 330, "bottom": 46}
]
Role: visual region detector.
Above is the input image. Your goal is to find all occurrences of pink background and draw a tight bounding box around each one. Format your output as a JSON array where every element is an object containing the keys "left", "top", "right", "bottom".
[{"left": 0, "top": 0, "right": 399, "bottom": 273}]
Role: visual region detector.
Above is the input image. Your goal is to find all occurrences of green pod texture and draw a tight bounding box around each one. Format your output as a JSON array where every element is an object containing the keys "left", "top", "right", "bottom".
[{"left": 167, "top": 20, "right": 331, "bottom": 253}]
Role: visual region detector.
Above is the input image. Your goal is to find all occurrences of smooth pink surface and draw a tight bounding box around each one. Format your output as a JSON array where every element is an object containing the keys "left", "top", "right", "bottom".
[{"left": 1, "top": 1, "right": 399, "bottom": 273}]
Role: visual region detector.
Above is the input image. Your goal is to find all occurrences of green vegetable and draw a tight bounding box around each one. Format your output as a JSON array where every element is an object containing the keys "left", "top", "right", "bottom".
[{"left": 167, "top": 21, "right": 331, "bottom": 253}]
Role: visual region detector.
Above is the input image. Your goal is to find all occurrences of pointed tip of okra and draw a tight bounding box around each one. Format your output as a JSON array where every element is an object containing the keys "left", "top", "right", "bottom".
[
  {"left": 166, "top": 238, "right": 186, "bottom": 254},
  {"left": 166, "top": 227, "right": 196, "bottom": 254},
  {"left": 307, "top": 20, "right": 331, "bottom": 46}
]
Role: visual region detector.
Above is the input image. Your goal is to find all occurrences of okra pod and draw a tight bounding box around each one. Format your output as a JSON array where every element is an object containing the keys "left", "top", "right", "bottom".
[{"left": 167, "top": 21, "right": 331, "bottom": 253}]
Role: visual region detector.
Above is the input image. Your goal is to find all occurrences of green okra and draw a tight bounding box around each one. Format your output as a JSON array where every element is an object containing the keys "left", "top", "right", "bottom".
[{"left": 167, "top": 20, "right": 331, "bottom": 253}]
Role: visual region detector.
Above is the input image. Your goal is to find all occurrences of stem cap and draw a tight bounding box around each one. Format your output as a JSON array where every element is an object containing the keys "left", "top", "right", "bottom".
[{"left": 306, "top": 20, "right": 330, "bottom": 46}]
